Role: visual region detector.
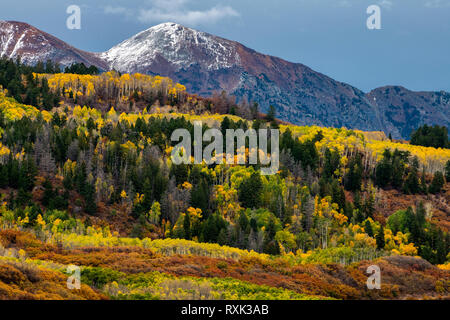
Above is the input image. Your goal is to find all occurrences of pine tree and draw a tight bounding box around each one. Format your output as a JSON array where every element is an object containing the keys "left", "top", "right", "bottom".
[
  {"left": 445, "top": 160, "right": 450, "bottom": 182},
  {"left": 403, "top": 157, "right": 420, "bottom": 194},
  {"left": 250, "top": 102, "right": 259, "bottom": 120},
  {"left": 84, "top": 183, "right": 97, "bottom": 215},
  {"left": 220, "top": 116, "right": 232, "bottom": 136},
  {"left": 376, "top": 225, "right": 385, "bottom": 249},
  {"left": 142, "top": 178, "right": 153, "bottom": 209},
  {"left": 353, "top": 191, "right": 361, "bottom": 211},
  {"left": 363, "top": 190, "right": 375, "bottom": 219},
  {"left": 375, "top": 149, "right": 392, "bottom": 188},
  {"left": 183, "top": 212, "right": 191, "bottom": 240},
  {"left": 331, "top": 180, "right": 346, "bottom": 210},
  {"left": 238, "top": 212, "right": 250, "bottom": 234},
  {"left": 280, "top": 128, "right": 294, "bottom": 152},
  {"left": 191, "top": 180, "right": 209, "bottom": 216},
  {"left": 391, "top": 150, "right": 408, "bottom": 188},
  {"left": 429, "top": 171, "right": 444, "bottom": 194},
  {"left": 344, "top": 154, "right": 363, "bottom": 191},
  {"left": 217, "top": 228, "right": 227, "bottom": 245},
  {"left": 266, "top": 105, "right": 276, "bottom": 122},
  {"left": 365, "top": 220, "right": 374, "bottom": 237},
  {"left": 420, "top": 167, "right": 428, "bottom": 194},
  {"left": 238, "top": 172, "right": 263, "bottom": 208},
  {"left": 354, "top": 209, "right": 364, "bottom": 223},
  {"left": 0, "top": 165, "right": 8, "bottom": 188},
  {"left": 42, "top": 178, "right": 54, "bottom": 207},
  {"left": 323, "top": 149, "right": 340, "bottom": 181}
]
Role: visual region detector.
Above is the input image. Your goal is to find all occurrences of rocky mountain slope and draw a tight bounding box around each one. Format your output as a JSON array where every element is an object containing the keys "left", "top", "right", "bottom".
[
  {"left": 1, "top": 20, "right": 449, "bottom": 139},
  {"left": 101, "top": 23, "right": 383, "bottom": 132},
  {"left": 367, "top": 86, "right": 450, "bottom": 139},
  {"left": 0, "top": 21, "right": 107, "bottom": 70}
]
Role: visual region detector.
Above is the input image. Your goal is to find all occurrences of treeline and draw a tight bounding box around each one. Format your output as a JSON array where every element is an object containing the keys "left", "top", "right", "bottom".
[
  {"left": 410, "top": 124, "right": 449, "bottom": 149},
  {"left": 0, "top": 57, "right": 60, "bottom": 110},
  {"left": 387, "top": 204, "right": 449, "bottom": 264},
  {"left": 0, "top": 58, "right": 449, "bottom": 264},
  {"left": 375, "top": 148, "right": 446, "bottom": 195},
  {"left": 0, "top": 57, "right": 100, "bottom": 110},
  {"left": 1, "top": 57, "right": 279, "bottom": 124},
  {"left": 64, "top": 63, "right": 99, "bottom": 75},
  {"left": 1, "top": 108, "right": 449, "bottom": 262}
]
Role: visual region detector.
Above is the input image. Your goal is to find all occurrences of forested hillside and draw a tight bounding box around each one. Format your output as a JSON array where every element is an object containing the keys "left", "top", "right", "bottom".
[{"left": 0, "top": 58, "right": 449, "bottom": 300}]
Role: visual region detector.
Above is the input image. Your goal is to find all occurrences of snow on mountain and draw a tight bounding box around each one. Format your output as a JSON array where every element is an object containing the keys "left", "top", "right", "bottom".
[
  {"left": 101, "top": 22, "right": 241, "bottom": 74},
  {"left": 98, "top": 22, "right": 450, "bottom": 139},
  {"left": 0, "top": 21, "right": 107, "bottom": 69},
  {"left": 0, "top": 20, "right": 448, "bottom": 139}
]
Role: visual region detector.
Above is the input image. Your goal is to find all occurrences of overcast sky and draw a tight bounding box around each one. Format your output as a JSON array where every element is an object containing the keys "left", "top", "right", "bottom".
[{"left": 1, "top": 0, "right": 449, "bottom": 92}]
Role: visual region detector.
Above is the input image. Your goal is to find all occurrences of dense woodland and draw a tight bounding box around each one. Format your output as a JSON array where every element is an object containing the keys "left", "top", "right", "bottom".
[
  {"left": 410, "top": 124, "right": 449, "bottom": 149},
  {"left": 0, "top": 58, "right": 449, "bottom": 300}
]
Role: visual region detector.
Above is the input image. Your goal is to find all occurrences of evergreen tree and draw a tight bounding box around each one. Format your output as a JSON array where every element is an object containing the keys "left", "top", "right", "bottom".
[
  {"left": 266, "top": 105, "right": 276, "bottom": 122},
  {"left": 354, "top": 209, "right": 364, "bottom": 223},
  {"left": 403, "top": 157, "right": 420, "bottom": 194},
  {"left": 84, "top": 183, "right": 97, "bottom": 215},
  {"left": 344, "top": 154, "right": 363, "bottom": 191},
  {"left": 238, "top": 172, "right": 263, "bottom": 208},
  {"left": 429, "top": 171, "right": 445, "bottom": 194},
  {"left": 363, "top": 191, "right": 375, "bottom": 219},
  {"left": 41, "top": 178, "right": 54, "bottom": 207},
  {"left": 280, "top": 128, "right": 294, "bottom": 152},
  {"left": 365, "top": 220, "right": 374, "bottom": 237},
  {"left": 353, "top": 191, "right": 361, "bottom": 211},
  {"left": 191, "top": 180, "right": 209, "bottom": 216},
  {"left": 376, "top": 225, "right": 385, "bottom": 249},
  {"left": 183, "top": 212, "right": 191, "bottom": 240},
  {"left": 0, "top": 164, "right": 8, "bottom": 188},
  {"left": 142, "top": 178, "right": 153, "bottom": 209},
  {"left": 263, "top": 216, "right": 280, "bottom": 255},
  {"left": 171, "top": 164, "right": 188, "bottom": 185},
  {"left": 445, "top": 160, "right": 450, "bottom": 182},
  {"left": 410, "top": 124, "right": 448, "bottom": 149},
  {"left": 250, "top": 102, "right": 259, "bottom": 120},
  {"left": 220, "top": 116, "right": 232, "bottom": 136},
  {"left": 323, "top": 148, "right": 340, "bottom": 181},
  {"left": 331, "top": 180, "right": 346, "bottom": 210},
  {"left": 375, "top": 149, "right": 392, "bottom": 188},
  {"left": 291, "top": 139, "right": 319, "bottom": 171},
  {"left": 217, "top": 228, "right": 228, "bottom": 245},
  {"left": 420, "top": 167, "right": 428, "bottom": 194},
  {"left": 238, "top": 211, "right": 250, "bottom": 234}
]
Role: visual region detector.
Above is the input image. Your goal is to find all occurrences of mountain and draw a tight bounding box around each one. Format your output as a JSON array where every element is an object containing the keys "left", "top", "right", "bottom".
[
  {"left": 366, "top": 86, "right": 450, "bottom": 139},
  {"left": 101, "top": 23, "right": 383, "bottom": 132},
  {"left": 1, "top": 21, "right": 449, "bottom": 139},
  {"left": 101, "top": 22, "right": 450, "bottom": 139},
  {"left": 0, "top": 21, "right": 107, "bottom": 70}
]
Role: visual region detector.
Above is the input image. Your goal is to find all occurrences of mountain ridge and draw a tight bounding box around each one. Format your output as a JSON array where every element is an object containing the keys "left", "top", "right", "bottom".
[
  {"left": 0, "top": 20, "right": 108, "bottom": 70},
  {"left": 0, "top": 20, "right": 449, "bottom": 139}
]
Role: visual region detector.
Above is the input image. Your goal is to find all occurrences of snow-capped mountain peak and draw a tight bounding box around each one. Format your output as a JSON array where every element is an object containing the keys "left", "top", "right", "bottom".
[
  {"left": 1, "top": 21, "right": 448, "bottom": 139},
  {"left": 101, "top": 22, "right": 241, "bottom": 74},
  {"left": 0, "top": 21, "right": 107, "bottom": 69}
]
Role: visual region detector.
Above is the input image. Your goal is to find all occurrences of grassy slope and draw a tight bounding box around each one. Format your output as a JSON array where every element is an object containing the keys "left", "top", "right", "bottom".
[{"left": 0, "top": 230, "right": 448, "bottom": 300}]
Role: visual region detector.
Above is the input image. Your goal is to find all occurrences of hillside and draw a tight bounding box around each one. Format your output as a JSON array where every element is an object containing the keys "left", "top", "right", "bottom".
[
  {"left": 0, "top": 63, "right": 449, "bottom": 300},
  {"left": 0, "top": 21, "right": 449, "bottom": 139},
  {"left": 0, "top": 21, "right": 107, "bottom": 70},
  {"left": 1, "top": 229, "right": 449, "bottom": 300}
]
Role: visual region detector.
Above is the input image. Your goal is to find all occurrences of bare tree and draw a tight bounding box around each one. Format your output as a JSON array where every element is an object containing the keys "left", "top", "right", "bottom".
[
  {"left": 161, "top": 177, "right": 191, "bottom": 224},
  {"left": 34, "top": 125, "right": 55, "bottom": 175}
]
